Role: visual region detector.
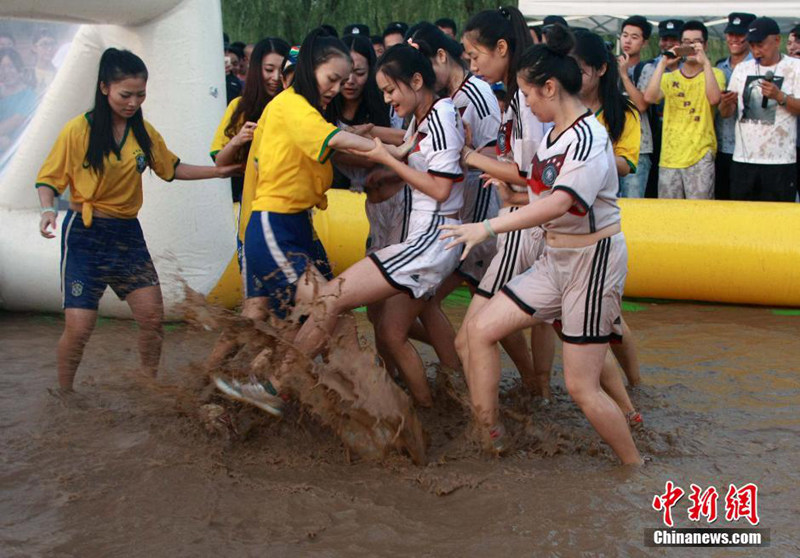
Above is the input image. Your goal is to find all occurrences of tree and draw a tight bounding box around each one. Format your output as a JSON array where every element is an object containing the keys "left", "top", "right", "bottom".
[{"left": 221, "top": 0, "right": 501, "bottom": 44}]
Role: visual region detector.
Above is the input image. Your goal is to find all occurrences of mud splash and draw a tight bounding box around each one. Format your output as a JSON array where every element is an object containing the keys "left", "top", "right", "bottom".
[{"left": 182, "top": 289, "right": 427, "bottom": 465}]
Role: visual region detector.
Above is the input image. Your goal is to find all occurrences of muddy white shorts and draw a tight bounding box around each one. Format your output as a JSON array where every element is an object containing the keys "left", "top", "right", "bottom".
[
  {"left": 476, "top": 206, "right": 546, "bottom": 298},
  {"left": 502, "top": 232, "right": 628, "bottom": 344},
  {"left": 457, "top": 173, "right": 501, "bottom": 286},
  {"left": 365, "top": 185, "right": 412, "bottom": 256},
  {"left": 369, "top": 211, "right": 462, "bottom": 299}
]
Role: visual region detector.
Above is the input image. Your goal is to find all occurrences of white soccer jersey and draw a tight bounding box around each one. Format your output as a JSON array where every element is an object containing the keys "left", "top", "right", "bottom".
[
  {"left": 452, "top": 73, "right": 501, "bottom": 149},
  {"left": 527, "top": 112, "right": 621, "bottom": 235},
  {"left": 405, "top": 97, "right": 466, "bottom": 214},
  {"left": 497, "top": 89, "right": 550, "bottom": 188}
]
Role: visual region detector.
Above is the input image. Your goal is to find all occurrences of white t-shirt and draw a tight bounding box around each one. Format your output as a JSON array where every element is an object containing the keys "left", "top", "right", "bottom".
[
  {"left": 527, "top": 113, "right": 620, "bottom": 235},
  {"left": 497, "top": 89, "right": 549, "bottom": 191},
  {"left": 728, "top": 55, "right": 800, "bottom": 165},
  {"left": 452, "top": 73, "right": 501, "bottom": 149},
  {"left": 405, "top": 97, "right": 465, "bottom": 214}
]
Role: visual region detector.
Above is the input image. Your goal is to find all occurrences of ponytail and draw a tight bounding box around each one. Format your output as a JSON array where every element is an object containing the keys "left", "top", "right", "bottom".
[{"left": 464, "top": 6, "right": 532, "bottom": 100}]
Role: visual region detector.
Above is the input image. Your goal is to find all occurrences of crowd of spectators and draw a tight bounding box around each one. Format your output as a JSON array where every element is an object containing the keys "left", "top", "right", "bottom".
[
  {"left": 0, "top": 27, "right": 63, "bottom": 153},
  {"left": 224, "top": 13, "right": 799, "bottom": 202}
]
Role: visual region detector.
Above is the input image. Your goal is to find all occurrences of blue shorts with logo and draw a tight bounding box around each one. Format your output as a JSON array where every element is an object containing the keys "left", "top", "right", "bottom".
[
  {"left": 243, "top": 210, "right": 332, "bottom": 319},
  {"left": 60, "top": 210, "right": 160, "bottom": 310}
]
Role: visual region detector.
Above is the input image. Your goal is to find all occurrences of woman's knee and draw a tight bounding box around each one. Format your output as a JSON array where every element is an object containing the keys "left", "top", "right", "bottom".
[{"left": 564, "top": 372, "right": 597, "bottom": 407}]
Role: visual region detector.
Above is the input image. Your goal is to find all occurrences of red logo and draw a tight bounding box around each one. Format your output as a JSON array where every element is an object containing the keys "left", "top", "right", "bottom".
[{"left": 653, "top": 482, "right": 760, "bottom": 527}]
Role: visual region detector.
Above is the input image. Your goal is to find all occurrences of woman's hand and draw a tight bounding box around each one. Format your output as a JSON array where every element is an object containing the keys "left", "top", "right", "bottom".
[
  {"left": 346, "top": 123, "right": 374, "bottom": 137},
  {"left": 439, "top": 221, "right": 489, "bottom": 261},
  {"left": 358, "top": 137, "right": 395, "bottom": 166},
  {"left": 232, "top": 121, "right": 257, "bottom": 147},
  {"left": 39, "top": 211, "right": 57, "bottom": 239},
  {"left": 482, "top": 175, "right": 515, "bottom": 204}
]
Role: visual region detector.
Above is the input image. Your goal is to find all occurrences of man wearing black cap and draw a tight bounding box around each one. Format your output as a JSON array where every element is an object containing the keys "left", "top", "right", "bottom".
[
  {"left": 383, "top": 22, "right": 408, "bottom": 48},
  {"left": 714, "top": 13, "right": 756, "bottom": 199},
  {"left": 618, "top": 15, "right": 654, "bottom": 197},
  {"left": 722, "top": 17, "right": 800, "bottom": 201},
  {"left": 343, "top": 24, "right": 370, "bottom": 37}
]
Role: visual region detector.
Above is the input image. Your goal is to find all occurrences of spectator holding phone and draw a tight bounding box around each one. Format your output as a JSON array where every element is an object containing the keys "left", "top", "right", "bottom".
[
  {"left": 722, "top": 18, "right": 800, "bottom": 202},
  {"left": 617, "top": 15, "right": 654, "bottom": 197},
  {"left": 644, "top": 21, "right": 724, "bottom": 199},
  {"left": 714, "top": 13, "right": 756, "bottom": 200}
]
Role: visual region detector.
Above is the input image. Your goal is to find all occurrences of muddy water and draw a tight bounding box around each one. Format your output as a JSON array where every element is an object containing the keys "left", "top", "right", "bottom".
[{"left": 1, "top": 301, "right": 799, "bottom": 557}]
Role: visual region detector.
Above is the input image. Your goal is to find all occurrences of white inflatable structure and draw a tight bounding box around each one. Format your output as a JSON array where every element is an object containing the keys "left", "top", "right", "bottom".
[{"left": 0, "top": 0, "right": 233, "bottom": 318}]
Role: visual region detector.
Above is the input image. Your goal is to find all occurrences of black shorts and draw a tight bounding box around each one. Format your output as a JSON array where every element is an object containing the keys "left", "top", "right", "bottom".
[{"left": 730, "top": 161, "right": 797, "bottom": 202}]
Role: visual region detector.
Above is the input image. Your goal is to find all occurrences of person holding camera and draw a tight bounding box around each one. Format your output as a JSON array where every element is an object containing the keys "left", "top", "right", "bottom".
[
  {"left": 644, "top": 21, "right": 725, "bottom": 199},
  {"left": 721, "top": 18, "right": 800, "bottom": 202}
]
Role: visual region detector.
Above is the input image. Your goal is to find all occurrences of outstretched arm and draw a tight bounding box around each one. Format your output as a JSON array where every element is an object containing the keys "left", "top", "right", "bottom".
[{"left": 440, "top": 190, "right": 573, "bottom": 259}]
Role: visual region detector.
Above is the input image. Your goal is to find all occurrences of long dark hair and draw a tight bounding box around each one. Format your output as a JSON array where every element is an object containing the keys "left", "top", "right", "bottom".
[
  {"left": 325, "top": 34, "right": 390, "bottom": 127},
  {"left": 572, "top": 30, "right": 636, "bottom": 144},
  {"left": 463, "top": 6, "right": 532, "bottom": 101},
  {"left": 226, "top": 37, "right": 290, "bottom": 139},
  {"left": 85, "top": 48, "right": 152, "bottom": 175},
  {"left": 293, "top": 28, "right": 351, "bottom": 112}
]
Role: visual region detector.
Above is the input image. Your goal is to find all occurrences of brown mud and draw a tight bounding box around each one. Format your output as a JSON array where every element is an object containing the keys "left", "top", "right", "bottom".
[{"left": 1, "top": 300, "right": 799, "bottom": 556}]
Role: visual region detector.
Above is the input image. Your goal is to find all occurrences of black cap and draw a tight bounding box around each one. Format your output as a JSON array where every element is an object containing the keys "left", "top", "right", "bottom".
[
  {"left": 621, "top": 15, "right": 653, "bottom": 40},
  {"left": 658, "top": 19, "right": 684, "bottom": 38},
  {"left": 543, "top": 15, "right": 568, "bottom": 27},
  {"left": 343, "top": 23, "right": 370, "bottom": 37},
  {"left": 746, "top": 17, "right": 781, "bottom": 43},
  {"left": 383, "top": 22, "right": 408, "bottom": 38},
  {"left": 724, "top": 13, "right": 756, "bottom": 35}
]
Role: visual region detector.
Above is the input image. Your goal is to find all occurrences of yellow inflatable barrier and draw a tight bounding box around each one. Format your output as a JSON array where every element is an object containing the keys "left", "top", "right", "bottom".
[{"left": 210, "top": 191, "right": 800, "bottom": 309}]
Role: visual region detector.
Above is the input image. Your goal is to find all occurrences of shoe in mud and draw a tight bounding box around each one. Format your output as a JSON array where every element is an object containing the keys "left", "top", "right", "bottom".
[
  {"left": 214, "top": 376, "right": 284, "bottom": 417},
  {"left": 626, "top": 411, "right": 643, "bottom": 430},
  {"left": 487, "top": 423, "right": 509, "bottom": 455}
]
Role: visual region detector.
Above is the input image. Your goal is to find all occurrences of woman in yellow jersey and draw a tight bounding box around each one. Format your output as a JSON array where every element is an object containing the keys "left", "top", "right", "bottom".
[
  {"left": 35, "top": 49, "right": 240, "bottom": 392},
  {"left": 571, "top": 30, "right": 644, "bottom": 423},
  {"left": 210, "top": 37, "right": 289, "bottom": 202},
  {"left": 211, "top": 30, "right": 407, "bottom": 413}
]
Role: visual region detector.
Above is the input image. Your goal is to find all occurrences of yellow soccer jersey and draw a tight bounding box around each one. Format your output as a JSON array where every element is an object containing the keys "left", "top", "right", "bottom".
[
  {"left": 36, "top": 113, "right": 179, "bottom": 227},
  {"left": 210, "top": 97, "right": 243, "bottom": 161},
  {"left": 236, "top": 107, "right": 266, "bottom": 246},
  {"left": 659, "top": 67, "right": 726, "bottom": 169},
  {"left": 251, "top": 87, "right": 340, "bottom": 214},
  {"left": 596, "top": 107, "right": 641, "bottom": 173}
]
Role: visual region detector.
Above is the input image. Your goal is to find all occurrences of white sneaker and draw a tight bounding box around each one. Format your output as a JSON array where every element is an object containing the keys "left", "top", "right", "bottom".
[{"left": 213, "top": 376, "right": 284, "bottom": 417}]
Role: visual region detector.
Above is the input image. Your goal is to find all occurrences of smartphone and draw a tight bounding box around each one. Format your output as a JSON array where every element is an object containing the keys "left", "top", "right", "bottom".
[{"left": 675, "top": 45, "right": 695, "bottom": 57}]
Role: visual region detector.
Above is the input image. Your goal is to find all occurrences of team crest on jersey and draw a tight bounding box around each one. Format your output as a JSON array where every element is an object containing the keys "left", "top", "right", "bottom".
[
  {"left": 71, "top": 280, "right": 84, "bottom": 297},
  {"left": 542, "top": 163, "right": 558, "bottom": 186},
  {"left": 528, "top": 151, "right": 568, "bottom": 195},
  {"left": 134, "top": 150, "right": 147, "bottom": 173},
  {"left": 497, "top": 121, "right": 512, "bottom": 155}
]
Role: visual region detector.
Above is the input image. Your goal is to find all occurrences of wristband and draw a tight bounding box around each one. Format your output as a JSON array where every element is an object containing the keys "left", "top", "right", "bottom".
[
  {"left": 482, "top": 219, "right": 497, "bottom": 238},
  {"left": 778, "top": 92, "right": 789, "bottom": 107},
  {"left": 40, "top": 206, "right": 57, "bottom": 215},
  {"left": 461, "top": 146, "right": 475, "bottom": 166}
]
